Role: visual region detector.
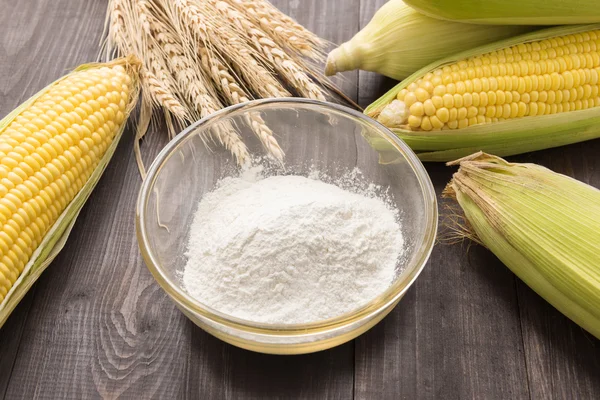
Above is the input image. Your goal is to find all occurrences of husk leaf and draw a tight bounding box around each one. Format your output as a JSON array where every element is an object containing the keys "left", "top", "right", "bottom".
[
  {"left": 0, "top": 56, "right": 140, "bottom": 328},
  {"left": 445, "top": 152, "right": 600, "bottom": 339}
]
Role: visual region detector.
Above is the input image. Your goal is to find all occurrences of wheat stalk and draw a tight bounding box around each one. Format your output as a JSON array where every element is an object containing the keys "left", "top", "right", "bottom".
[
  {"left": 140, "top": 67, "right": 187, "bottom": 120},
  {"left": 176, "top": 2, "right": 284, "bottom": 159},
  {"left": 224, "top": 0, "right": 326, "bottom": 59},
  {"left": 139, "top": 1, "right": 215, "bottom": 114},
  {"left": 155, "top": 29, "right": 220, "bottom": 116},
  {"left": 105, "top": 0, "right": 348, "bottom": 169}
]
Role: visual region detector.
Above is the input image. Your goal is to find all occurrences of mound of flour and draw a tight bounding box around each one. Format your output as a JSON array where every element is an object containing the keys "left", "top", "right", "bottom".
[{"left": 183, "top": 168, "right": 404, "bottom": 324}]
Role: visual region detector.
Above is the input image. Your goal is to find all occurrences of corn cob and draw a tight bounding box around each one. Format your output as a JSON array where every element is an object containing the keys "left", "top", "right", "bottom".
[
  {"left": 444, "top": 153, "right": 600, "bottom": 339},
  {"left": 325, "top": 0, "right": 535, "bottom": 80},
  {"left": 0, "top": 57, "right": 139, "bottom": 325},
  {"left": 365, "top": 25, "right": 600, "bottom": 161},
  {"left": 404, "top": 0, "right": 600, "bottom": 25}
]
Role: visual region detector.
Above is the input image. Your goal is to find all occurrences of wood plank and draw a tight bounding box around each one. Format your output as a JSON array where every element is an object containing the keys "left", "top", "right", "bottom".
[
  {"left": 3, "top": 0, "right": 597, "bottom": 399},
  {"left": 512, "top": 144, "right": 600, "bottom": 400},
  {"left": 354, "top": 1, "right": 530, "bottom": 399},
  {"left": 0, "top": 0, "right": 191, "bottom": 394},
  {"left": 354, "top": 166, "right": 531, "bottom": 400}
]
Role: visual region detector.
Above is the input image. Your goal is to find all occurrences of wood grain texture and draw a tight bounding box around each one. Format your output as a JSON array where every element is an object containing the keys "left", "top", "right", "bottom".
[{"left": 0, "top": 0, "right": 599, "bottom": 399}]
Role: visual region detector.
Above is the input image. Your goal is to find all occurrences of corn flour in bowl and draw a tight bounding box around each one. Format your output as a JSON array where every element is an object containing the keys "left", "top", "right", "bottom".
[{"left": 182, "top": 166, "right": 405, "bottom": 325}]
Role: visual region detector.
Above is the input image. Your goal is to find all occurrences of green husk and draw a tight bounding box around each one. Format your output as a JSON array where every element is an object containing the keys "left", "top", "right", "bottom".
[
  {"left": 404, "top": 0, "right": 600, "bottom": 25},
  {"left": 444, "top": 153, "right": 600, "bottom": 339},
  {"left": 324, "top": 0, "right": 535, "bottom": 80},
  {"left": 0, "top": 57, "right": 140, "bottom": 328},
  {"left": 365, "top": 24, "right": 600, "bottom": 162}
]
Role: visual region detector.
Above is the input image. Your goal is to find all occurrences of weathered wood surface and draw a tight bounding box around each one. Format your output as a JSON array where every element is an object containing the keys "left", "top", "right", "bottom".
[{"left": 0, "top": 0, "right": 598, "bottom": 399}]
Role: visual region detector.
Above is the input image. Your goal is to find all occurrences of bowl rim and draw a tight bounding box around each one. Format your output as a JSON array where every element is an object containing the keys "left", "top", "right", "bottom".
[{"left": 136, "top": 98, "right": 438, "bottom": 335}]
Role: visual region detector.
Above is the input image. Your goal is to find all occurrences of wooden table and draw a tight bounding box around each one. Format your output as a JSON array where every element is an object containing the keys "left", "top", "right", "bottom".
[{"left": 1, "top": 1, "right": 599, "bottom": 398}]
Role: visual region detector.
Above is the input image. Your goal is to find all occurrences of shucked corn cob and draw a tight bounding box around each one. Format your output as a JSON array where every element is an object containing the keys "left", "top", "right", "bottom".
[
  {"left": 366, "top": 25, "right": 600, "bottom": 161},
  {"left": 0, "top": 57, "right": 139, "bottom": 316},
  {"left": 380, "top": 29, "right": 600, "bottom": 130}
]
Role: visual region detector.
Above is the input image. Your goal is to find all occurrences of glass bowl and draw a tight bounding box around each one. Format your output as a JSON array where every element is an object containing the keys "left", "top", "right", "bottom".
[{"left": 136, "top": 99, "right": 437, "bottom": 354}]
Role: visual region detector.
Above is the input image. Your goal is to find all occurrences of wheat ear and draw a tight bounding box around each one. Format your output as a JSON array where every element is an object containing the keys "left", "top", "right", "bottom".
[
  {"left": 197, "top": 47, "right": 284, "bottom": 160},
  {"left": 224, "top": 0, "right": 325, "bottom": 60},
  {"left": 210, "top": 0, "right": 326, "bottom": 100},
  {"left": 250, "top": 0, "right": 327, "bottom": 48},
  {"left": 168, "top": 0, "right": 289, "bottom": 99},
  {"left": 139, "top": 2, "right": 216, "bottom": 116},
  {"left": 113, "top": 0, "right": 187, "bottom": 119},
  {"left": 147, "top": 5, "right": 249, "bottom": 162}
]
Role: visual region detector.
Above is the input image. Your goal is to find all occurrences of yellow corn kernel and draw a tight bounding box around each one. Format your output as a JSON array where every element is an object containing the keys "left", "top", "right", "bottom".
[
  {"left": 410, "top": 102, "right": 425, "bottom": 117},
  {"left": 443, "top": 94, "right": 454, "bottom": 108},
  {"left": 430, "top": 116, "right": 444, "bottom": 129},
  {"left": 415, "top": 88, "right": 430, "bottom": 102},
  {"left": 436, "top": 108, "right": 450, "bottom": 123},
  {"left": 421, "top": 116, "right": 433, "bottom": 131},
  {"left": 449, "top": 108, "right": 458, "bottom": 122},
  {"left": 408, "top": 115, "right": 422, "bottom": 128},
  {"left": 423, "top": 99, "right": 436, "bottom": 116},
  {"left": 454, "top": 94, "right": 464, "bottom": 108},
  {"left": 463, "top": 93, "right": 473, "bottom": 107}
]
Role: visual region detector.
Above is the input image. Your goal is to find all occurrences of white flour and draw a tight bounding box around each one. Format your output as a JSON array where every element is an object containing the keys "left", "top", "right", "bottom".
[{"left": 183, "top": 167, "right": 405, "bottom": 324}]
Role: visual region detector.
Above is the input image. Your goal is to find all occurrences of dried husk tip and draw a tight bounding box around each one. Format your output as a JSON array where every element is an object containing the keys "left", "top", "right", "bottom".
[{"left": 444, "top": 152, "right": 600, "bottom": 339}]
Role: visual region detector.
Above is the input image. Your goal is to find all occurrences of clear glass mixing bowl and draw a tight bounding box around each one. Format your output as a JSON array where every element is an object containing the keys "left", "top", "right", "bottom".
[{"left": 136, "top": 99, "right": 437, "bottom": 354}]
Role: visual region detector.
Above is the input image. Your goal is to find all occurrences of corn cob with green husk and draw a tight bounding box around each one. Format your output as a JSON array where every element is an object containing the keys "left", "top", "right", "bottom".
[
  {"left": 444, "top": 153, "right": 600, "bottom": 339},
  {"left": 404, "top": 0, "right": 600, "bottom": 25},
  {"left": 325, "top": 0, "right": 535, "bottom": 80},
  {"left": 0, "top": 56, "right": 140, "bottom": 328},
  {"left": 365, "top": 25, "right": 600, "bottom": 162}
]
